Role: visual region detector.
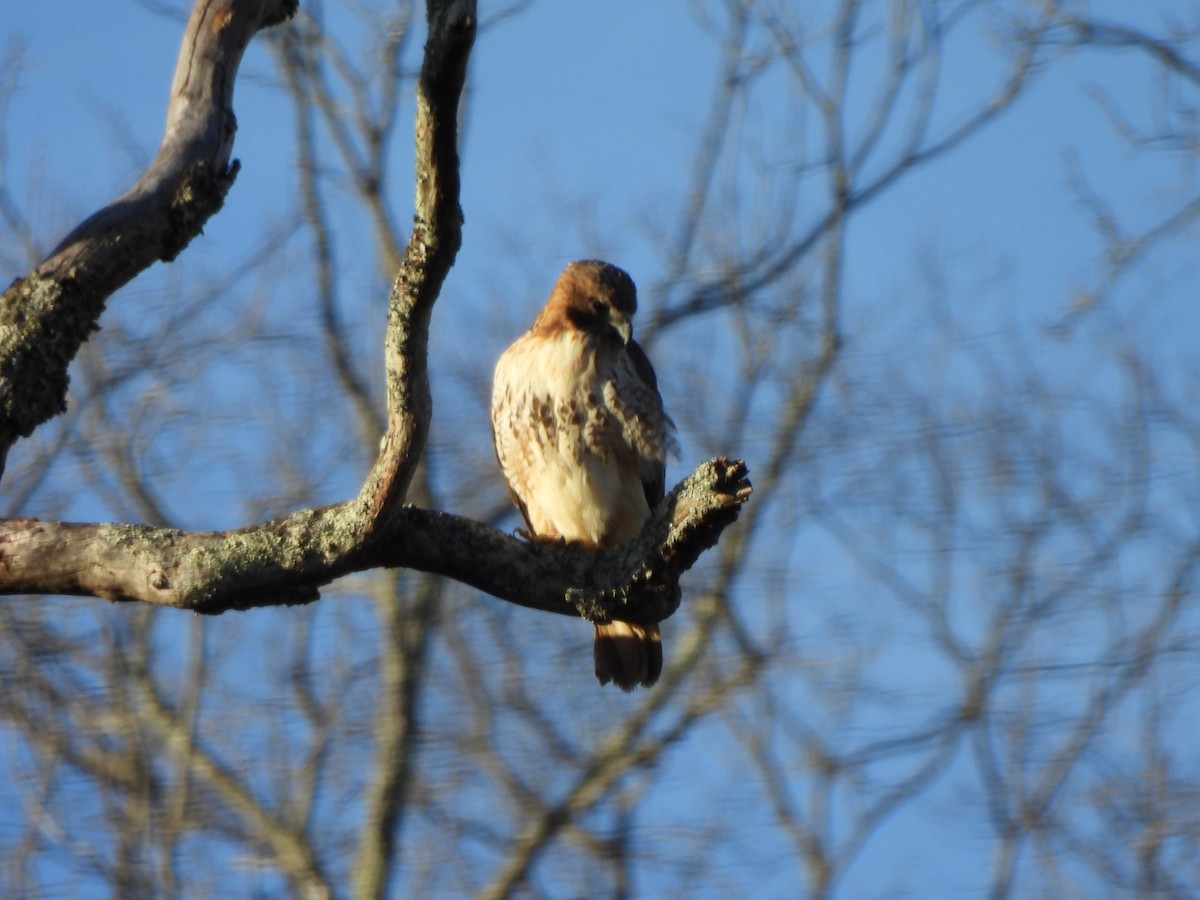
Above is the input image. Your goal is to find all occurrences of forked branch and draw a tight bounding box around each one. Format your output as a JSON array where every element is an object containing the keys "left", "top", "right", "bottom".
[{"left": 0, "top": 0, "right": 751, "bottom": 627}]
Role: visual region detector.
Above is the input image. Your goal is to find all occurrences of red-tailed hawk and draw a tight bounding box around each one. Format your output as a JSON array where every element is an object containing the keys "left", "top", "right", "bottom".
[{"left": 491, "top": 260, "right": 677, "bottom": 691}]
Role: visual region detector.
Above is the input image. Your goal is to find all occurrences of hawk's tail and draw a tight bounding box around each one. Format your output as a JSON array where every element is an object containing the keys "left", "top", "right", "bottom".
[{"left": 593, "top": 621, "right": 662, "bottom": 691}]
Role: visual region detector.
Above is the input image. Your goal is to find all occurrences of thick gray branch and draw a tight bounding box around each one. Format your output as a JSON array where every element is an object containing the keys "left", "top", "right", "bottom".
[{"left": 0, "top": 458, "right": 751, "bottom": 623}]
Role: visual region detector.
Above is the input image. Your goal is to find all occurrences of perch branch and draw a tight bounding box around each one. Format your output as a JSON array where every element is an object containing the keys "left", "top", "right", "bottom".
[{"left": 0, "top": 458, "right": 751, "bottom": 621}]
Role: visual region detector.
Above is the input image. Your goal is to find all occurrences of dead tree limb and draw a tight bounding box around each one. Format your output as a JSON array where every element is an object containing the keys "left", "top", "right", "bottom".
[{"left": 0, "top": 0, "right": 299, "bottom": 478}]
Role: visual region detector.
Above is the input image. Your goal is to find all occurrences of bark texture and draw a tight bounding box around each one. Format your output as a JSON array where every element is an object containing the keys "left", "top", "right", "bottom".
[{"left": 0, "top": 458, "right": 751, "bottom": 621}]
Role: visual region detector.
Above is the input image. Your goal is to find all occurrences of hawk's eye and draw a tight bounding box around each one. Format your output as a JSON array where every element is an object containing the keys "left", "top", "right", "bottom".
[{"left": 590, "top": 297, "right": 607, "bottom": 316}]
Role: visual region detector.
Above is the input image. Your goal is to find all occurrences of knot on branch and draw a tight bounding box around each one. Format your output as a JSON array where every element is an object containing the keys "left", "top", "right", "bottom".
[{"left": 568, "top": 578, "right": 682, "bottom": 629}]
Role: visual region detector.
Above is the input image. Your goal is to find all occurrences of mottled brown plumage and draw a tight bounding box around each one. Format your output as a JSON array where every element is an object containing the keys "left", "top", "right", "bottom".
[{"left": 491, "top": 260, "right": 676, "bottom": 690}]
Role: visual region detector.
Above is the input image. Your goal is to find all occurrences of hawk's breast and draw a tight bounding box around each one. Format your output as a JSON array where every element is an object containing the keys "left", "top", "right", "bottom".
[{"left": 492, "top": 329, "right": 663, "bottom": 547}]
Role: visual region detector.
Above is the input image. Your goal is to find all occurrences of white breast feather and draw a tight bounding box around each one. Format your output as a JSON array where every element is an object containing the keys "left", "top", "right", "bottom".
[{"left": 492, "top": 330, "right": 666, "bottom": 547}]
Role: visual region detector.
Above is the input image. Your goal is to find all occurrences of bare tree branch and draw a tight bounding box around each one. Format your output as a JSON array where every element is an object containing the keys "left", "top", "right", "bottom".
[
  {"left": 0, "top": 0, "right": 299, "bottom": 477},
  {"left": 0, "top": 457, "right": 750, "bottom": 623},
  {"left": 353, "top": 0, "right": 474, "bottom": 534}
]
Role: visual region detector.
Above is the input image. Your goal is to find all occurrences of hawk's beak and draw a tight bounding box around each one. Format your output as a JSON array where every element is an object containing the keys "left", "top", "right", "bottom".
[{"left": 610, "top": 312, "right": 632, "bottom": 345}]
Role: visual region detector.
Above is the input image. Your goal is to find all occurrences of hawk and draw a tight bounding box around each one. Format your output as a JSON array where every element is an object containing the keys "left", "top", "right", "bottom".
[{"left": 491, "top": 260, "right": 677, "bottom": 691}]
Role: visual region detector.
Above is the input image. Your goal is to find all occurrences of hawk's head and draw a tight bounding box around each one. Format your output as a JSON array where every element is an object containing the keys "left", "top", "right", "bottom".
[{"left": 541, "top": 260, "right": 638, "bottom": 346}]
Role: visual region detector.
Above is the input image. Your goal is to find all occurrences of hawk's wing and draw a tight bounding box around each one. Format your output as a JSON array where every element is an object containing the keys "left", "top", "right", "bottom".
[{"left": 621, "top": 338, "right": 675, "bottom": 511}]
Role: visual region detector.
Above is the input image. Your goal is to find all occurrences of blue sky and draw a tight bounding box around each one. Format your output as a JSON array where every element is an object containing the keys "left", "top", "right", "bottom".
[{"left": 7, "top": 1, "right": 1193, "bottom": 347}]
